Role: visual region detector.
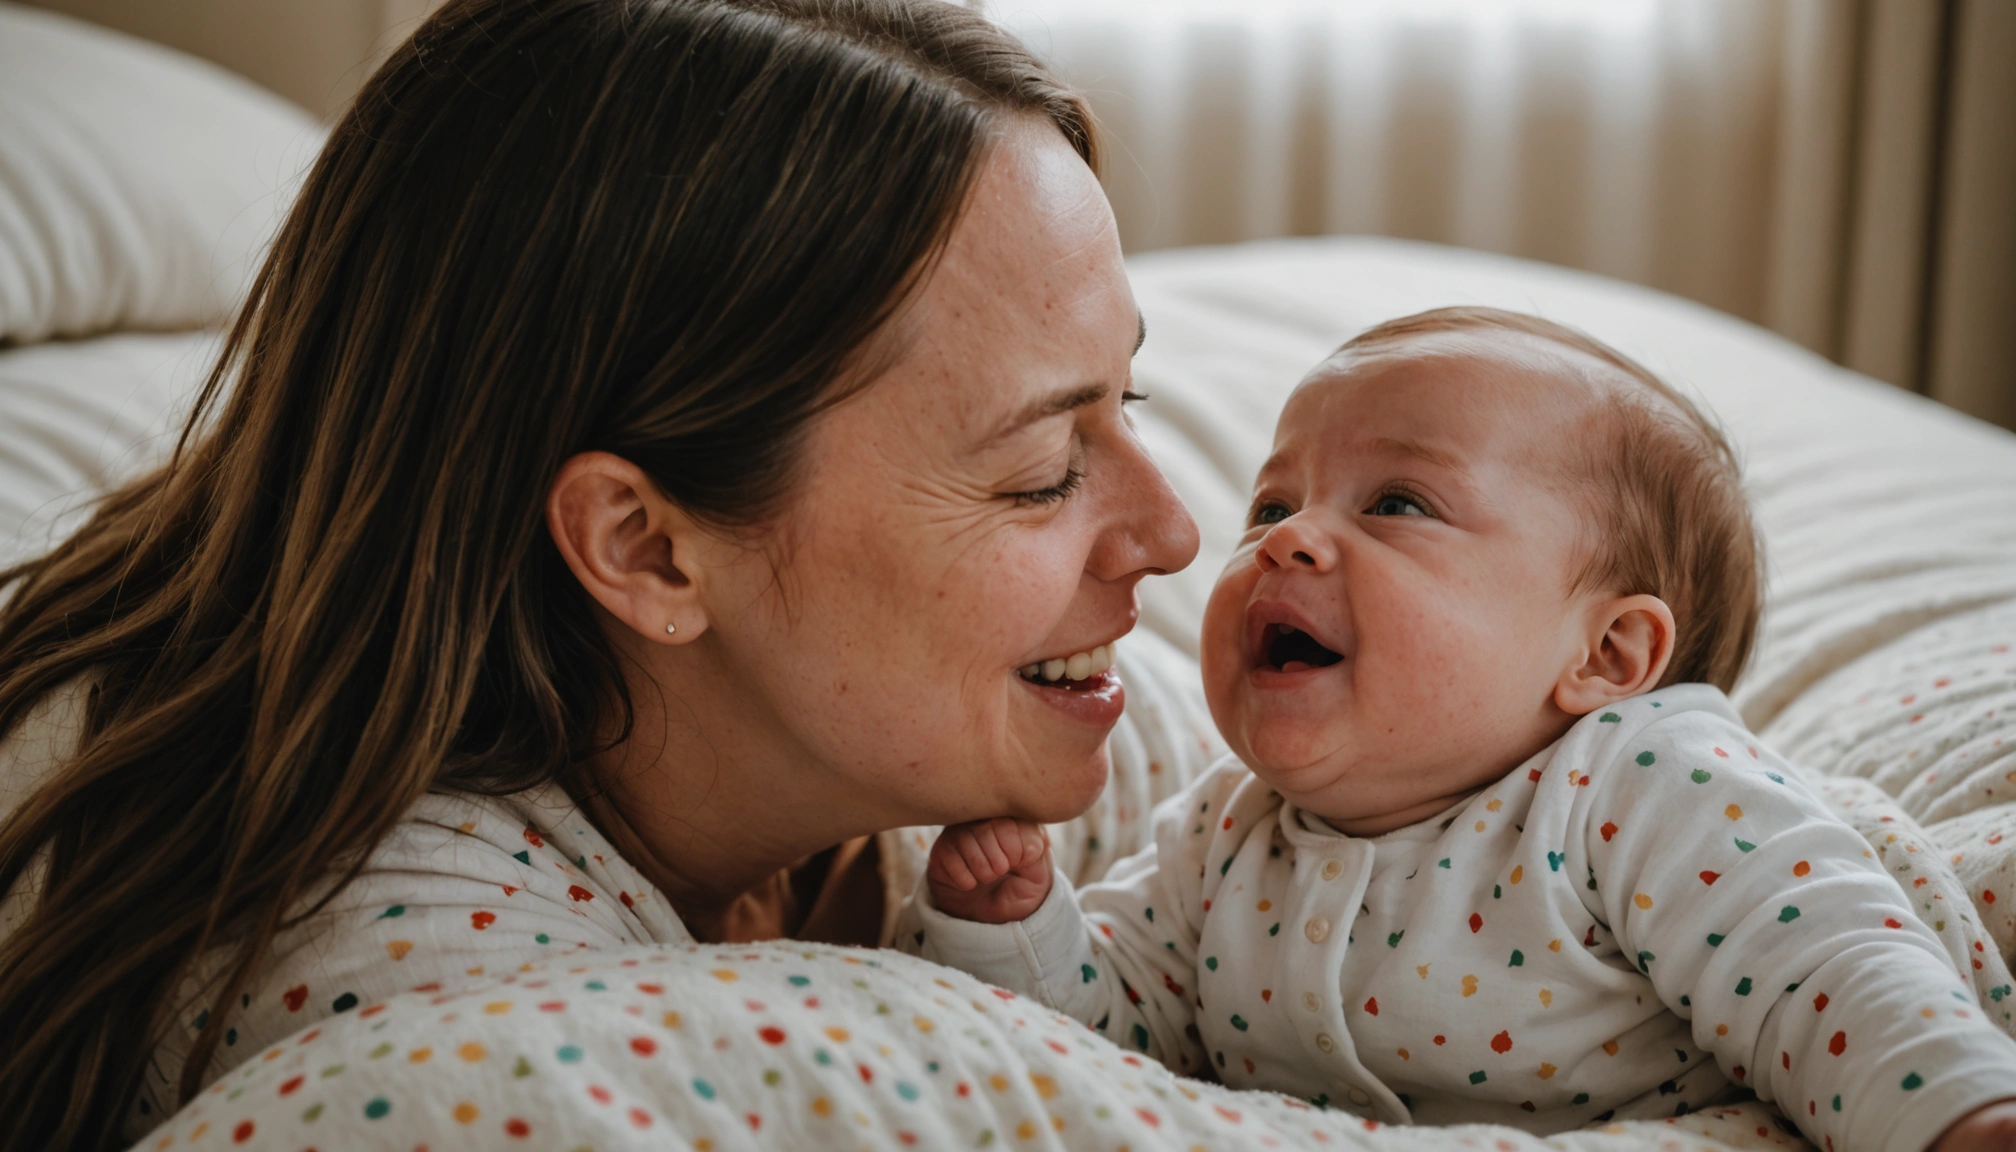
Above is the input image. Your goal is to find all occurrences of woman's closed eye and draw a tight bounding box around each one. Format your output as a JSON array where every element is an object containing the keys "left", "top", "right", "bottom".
[
  {"left": 1010, "top": 462, "right": 1084, "bottom": 506},
  {"left": 1365, "top": 486, "right": 1435, "bottom": 518}
]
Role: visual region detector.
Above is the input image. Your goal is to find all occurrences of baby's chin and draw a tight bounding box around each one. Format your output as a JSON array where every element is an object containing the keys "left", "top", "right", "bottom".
[
  {"left": 1230, "top": 703, "right": 1345, "bottom": 769},
  {"left": 1247, "top": 757, "right": 1447, "bottom": 834},
  {"left": 1233, "top": 729, "right": 1355, "bottom": 803},
  {"left": 1230, "top": 721, "right": 1434, "bottom": 828}
]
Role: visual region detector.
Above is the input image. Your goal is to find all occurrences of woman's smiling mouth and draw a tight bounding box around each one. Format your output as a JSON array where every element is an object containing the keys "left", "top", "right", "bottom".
[
  {"left": 1018, "top": 642, "right": 1117, "bottom": 687},
  {"left": 1016, "top": 642, "right": 1127, "bottom": 727}
]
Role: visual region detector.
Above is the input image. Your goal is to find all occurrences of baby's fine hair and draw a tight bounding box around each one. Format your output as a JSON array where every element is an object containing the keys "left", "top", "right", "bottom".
[{"left": 1338, "top": 307, "right": 1764, "bottom": 692}]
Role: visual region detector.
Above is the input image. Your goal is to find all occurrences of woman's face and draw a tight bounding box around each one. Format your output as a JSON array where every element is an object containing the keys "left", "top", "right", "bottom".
[{"left": 670, "top": 118, "right": 1198, "bottom": 828}]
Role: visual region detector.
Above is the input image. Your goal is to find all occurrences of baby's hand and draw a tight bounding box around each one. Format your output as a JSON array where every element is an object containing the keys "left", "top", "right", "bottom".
[
  {"left": 1931, "top": 1099, "right": 2016, "bottom": 1152},
  {"left": 926, "top": 817, "right": 1053, "bottom": 924}
]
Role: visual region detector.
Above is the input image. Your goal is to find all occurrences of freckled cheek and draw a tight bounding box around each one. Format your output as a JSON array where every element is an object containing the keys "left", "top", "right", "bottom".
[
  {"left": 922, "top": 533, "right": 1082, "bottom": 678},
  {"left": 1200, "top": 563, "right": 1257, "bottom": 673}
]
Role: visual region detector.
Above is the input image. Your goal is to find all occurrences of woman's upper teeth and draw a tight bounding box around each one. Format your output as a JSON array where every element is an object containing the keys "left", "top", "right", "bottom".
[{"left": 1020, "top": 644, "right": 1115, "bottom": 683}]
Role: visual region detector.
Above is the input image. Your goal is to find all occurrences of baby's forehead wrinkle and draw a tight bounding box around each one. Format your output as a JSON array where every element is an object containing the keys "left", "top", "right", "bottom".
[{"left": 1366, "top": 435, "right": 1469, "bottom": 477}]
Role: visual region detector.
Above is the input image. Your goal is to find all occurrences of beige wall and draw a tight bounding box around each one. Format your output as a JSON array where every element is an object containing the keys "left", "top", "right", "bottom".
[{"left": 22, "top": 0, "right": 434, "bottom": 118}]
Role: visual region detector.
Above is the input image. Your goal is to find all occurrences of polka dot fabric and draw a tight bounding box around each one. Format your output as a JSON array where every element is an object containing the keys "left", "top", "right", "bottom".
[
  {"left": 141, "top": 941, "right": 1811, "bottom": 1152},
  {"left": 113, "top": 634, "right": 1230, "bottom": 1146},
  {"left": 133, "top": 782, "right": 693, "bottom": 1127},
  {"left": 906, "top": 686, "right": 2016, "bottom": 1152},
  {"left": 1762, "top": 598, "right": 2016, "bottom": 961},
  {"left": 1805, "top": 775, "right": 2016, "bottom": 1024}
]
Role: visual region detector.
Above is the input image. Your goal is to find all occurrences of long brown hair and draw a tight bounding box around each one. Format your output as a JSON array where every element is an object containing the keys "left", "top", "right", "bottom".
[{"left": 0, "top": 1, "right": 1096, "bottom": 1145}]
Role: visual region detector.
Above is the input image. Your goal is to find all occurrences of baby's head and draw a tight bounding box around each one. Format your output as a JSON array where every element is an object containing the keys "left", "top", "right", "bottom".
[{"left": 1199, "top": 307, "right": 1761, "bottom": 835}]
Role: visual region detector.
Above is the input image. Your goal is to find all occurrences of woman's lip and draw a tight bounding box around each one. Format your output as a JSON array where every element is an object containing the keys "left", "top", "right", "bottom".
[{"left": 1018, "top": 668, "right": 1126, "bottom": 728}]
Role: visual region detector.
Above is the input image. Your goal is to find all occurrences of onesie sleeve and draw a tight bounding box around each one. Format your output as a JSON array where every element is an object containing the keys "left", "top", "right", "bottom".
[
  {"left": 900, "top": 759, "right": 1248, "bottom": 1076},
  {"left": 1573, "top": 692, "right": 2016, "bottom": 1152}
]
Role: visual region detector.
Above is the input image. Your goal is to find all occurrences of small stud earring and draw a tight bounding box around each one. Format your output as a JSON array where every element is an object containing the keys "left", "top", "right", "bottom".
[{"left": 665, "top": 622, "right": 677, "bottom": 636}]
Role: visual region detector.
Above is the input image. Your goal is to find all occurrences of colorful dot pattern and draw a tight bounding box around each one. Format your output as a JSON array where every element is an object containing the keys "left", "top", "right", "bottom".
[
  {"left": 105, "top": 644, "right": 2016, "bottom": 1151},
  {"left": 134, "top": 782, "right": 692, "bottom": 1126},
  {"left": 909, "top": 685, "right": 2016, "bottom": 1149},
  {"left": 126, "top": 633, "right": 1234, "bottom": 1148},
  {"left": 1757, "top": 602, "right": 2016, "bottom": 970},
  {"left": 132, "top": 941, "right": 1619, "bottom": 1152}
]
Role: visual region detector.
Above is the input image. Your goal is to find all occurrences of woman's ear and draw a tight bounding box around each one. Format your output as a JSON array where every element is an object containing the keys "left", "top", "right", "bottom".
[
  {"left": 546, "top": 451, "right": 709, "bottom": 644},
  {"left": 1553, "top": 593, "right": 1676, "bottom": 716}
]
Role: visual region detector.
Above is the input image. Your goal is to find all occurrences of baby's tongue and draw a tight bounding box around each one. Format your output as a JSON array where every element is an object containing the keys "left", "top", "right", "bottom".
[{"left": 1281, "top": 660, "right": 1313, "bottom": 673}]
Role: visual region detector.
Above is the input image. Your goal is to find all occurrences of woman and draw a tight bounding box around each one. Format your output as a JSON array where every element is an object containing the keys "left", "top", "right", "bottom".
[{"left": 0, "top": 0, "right": 1200, "bottom": 1146}]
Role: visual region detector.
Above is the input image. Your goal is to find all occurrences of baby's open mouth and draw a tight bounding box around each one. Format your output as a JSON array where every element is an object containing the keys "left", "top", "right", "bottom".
[
  {"left": 1018, "top": 643, "right": 1116, "bottom": 689},
  {"left": 1264, "top": 624, "right": 1343, "bottom": 672}
]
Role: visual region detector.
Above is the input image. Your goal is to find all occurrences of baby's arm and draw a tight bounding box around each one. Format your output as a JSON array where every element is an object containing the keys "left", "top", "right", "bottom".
[
  {"left": 1578, "top": 701, "right": 2016, "bottom": 1152},
  {"left": 902, "top": 762, "right": 1247, "bottom": 1076}
]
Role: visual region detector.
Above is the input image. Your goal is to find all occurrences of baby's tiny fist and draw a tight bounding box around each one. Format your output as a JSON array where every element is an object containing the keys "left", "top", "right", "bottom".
[{"left": 927, "top": 817, "right": 1053, "bottom": 925}]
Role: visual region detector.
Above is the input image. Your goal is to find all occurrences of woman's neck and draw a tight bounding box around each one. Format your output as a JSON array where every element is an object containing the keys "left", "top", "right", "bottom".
[
  {"left": 567, "top": 779, "right": 769, "bottom": 941},
  {"left": 566, "top": 656, "right": 895, "bottom": 942}
]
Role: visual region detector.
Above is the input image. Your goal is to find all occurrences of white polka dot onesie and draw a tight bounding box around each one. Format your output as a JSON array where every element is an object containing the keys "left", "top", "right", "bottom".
[{"left": 903, "top": 685, "right": 2016, "bottom": 1152}]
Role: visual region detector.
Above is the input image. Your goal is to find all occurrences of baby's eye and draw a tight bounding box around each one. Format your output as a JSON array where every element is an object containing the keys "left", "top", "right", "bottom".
[
  {"left": 1251, "top": 502, "right": 1292, "bottom": 527},
  {"left": 1367, "top": 491, "right": 1432, "bottom": 518}
]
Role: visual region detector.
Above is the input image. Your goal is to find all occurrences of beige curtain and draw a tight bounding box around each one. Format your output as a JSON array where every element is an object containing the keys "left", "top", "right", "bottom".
[
  {"left": 26, "top": 0, "right": 2016, "bottom": 429},
  {"left": 1001, "top": 0, "right": 2016, "bottom": 429},
  {"left": 1780, "top": 0, "right": 2016, "bottom": 430}
]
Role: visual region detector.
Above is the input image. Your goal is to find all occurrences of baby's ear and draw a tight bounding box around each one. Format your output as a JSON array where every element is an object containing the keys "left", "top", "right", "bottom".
[{"left": 1553, "top": 594, "right": 1676, "bottom": 715}]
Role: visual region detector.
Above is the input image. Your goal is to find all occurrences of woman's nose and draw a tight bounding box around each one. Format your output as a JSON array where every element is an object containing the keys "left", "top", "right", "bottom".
[
  {"left": 1090, "top": 437, "right": 1200, "bottom": 580},
  {"left": 1255, "top": 515, "right": 1336, "bottom": 573}
]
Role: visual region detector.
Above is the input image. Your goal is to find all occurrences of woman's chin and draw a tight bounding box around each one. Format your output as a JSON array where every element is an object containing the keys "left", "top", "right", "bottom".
[{"left": 1016, "top": 744, "right": 1112, "bottom": 825}]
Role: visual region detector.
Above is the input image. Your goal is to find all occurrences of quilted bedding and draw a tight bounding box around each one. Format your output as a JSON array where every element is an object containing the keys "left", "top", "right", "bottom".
[{"left": 76, "top": 237, "right": 2016, "bottom": 1151}]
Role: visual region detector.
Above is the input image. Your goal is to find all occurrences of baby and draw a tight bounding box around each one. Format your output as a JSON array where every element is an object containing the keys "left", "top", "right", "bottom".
[{"left": 901, "top": 308, "right": 2016, "bottom": 1151}]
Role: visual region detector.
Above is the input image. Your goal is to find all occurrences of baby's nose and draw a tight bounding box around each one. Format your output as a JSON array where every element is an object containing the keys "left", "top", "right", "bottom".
[{"left": 1255, "top": 517, "right": 1336, "bottom": 572}]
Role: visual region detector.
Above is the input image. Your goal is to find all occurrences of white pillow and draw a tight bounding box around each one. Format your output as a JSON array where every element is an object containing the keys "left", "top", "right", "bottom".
[
  {"left": 0, "top": 3, "right": 326, "bottom": 345},
  {"left": 0, "top": 330, "right": 215, "bottom": 573}
]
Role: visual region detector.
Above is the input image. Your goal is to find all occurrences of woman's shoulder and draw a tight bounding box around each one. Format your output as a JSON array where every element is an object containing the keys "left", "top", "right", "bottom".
[
  {"left": 340, "top": 783, "right": 690, "bottom": 946},
  {"left": 135, "top": 780, "right": 689, "bottom": 1129},
  {"left": 261, "top": 782, "right": 691, "bottom": 1014}
]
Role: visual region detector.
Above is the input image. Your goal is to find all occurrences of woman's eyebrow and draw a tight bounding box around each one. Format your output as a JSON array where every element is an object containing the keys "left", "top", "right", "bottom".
[
  {"left": 987, "top": 383, "right": 1110, "bottom": 443},
  {"left": 981, "top": 311, "right": 1143, "bottom": 444}
]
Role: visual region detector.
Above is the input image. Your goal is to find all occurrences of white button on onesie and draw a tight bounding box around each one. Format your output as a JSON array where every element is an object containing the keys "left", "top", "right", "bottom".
[{"left": 905, "top": 685, "right": 2016, "bottom": 1152}]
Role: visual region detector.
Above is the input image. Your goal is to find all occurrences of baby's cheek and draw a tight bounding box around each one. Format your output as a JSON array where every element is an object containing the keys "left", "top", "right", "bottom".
[
  {"left": 1198, "top": 571, "right": 1250, "bottom": 706},
  {"left": 1396, "top": 623, "right": 1546, "bottom": 752}
]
